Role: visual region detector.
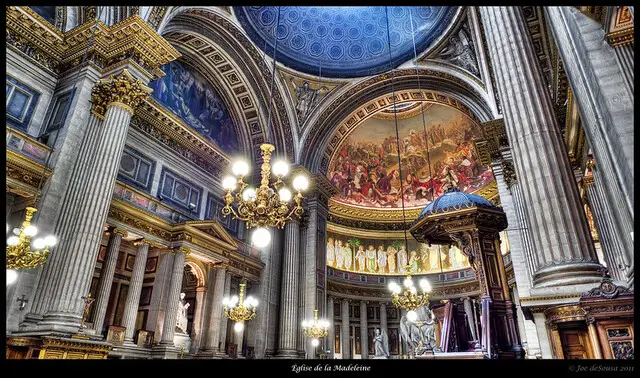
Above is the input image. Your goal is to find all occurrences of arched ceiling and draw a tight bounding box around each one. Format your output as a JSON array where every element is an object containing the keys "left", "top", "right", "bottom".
[{"left": 234, "top": 6, "right": 459, "bottom": 78}]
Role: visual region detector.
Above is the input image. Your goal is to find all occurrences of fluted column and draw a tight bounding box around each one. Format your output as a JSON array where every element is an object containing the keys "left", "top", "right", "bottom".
[
  {"left": 545, "top": 7, "right": 634, "bottom": 285},
  {"left": 359, "top": 301, "right": 368, "bottom": 359},
  {"left": 479, "top": 7, "right": 603, "bottom": 287},
  {"left": 463, "top": 297, "right": 478, "bottom": 341},
  {"left": 379, "top": 302, "right": 388, "bottom": 339},
  {"left": 203, "top": 264, "right": 227, "bottom": 353},
  {"left": 583, "top": 171, "right": 629, "bottom": 282},
  {"left": 190, "top": 286, "right": 207, "bottom": 353},
  {"left": 28, "top": 70, "right": 152, "bottom": 333},
  {"left": 586, "top": 318, "right": 603, "bottom": 359},
  {"left": 91, "top": 228, "right": 126, "bottom": 334},
  {"left": 121, "top": 239, "right": 152, "bottom": 341},
  {"left": 297, "top": 220, "right": 307, "bottom": 358},
  {"left": 327, "top": 296, "right": 335, "bottom": 359},
  {"left": 219, "top": 272, "right": 231, "bottom": 354},
  {"left": 160, "top": 247, "right": 188, "bottom": 345},
  {"left": 613, "top": 42, "right": 634, "bottom": 100},
  {"left": 276, "top": 220, "right": 301, "bottom": 357},
  {"left": 341, "top": 298, "right": 350, "bottom": 359}
]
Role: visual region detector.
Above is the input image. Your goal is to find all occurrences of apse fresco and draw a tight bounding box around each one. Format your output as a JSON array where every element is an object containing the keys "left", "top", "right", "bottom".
[
  {"left": 328, "top": 104, "right": 493, "bottom": 209},
  {"left": 326, "top": 233, "right": 470, "bottom": 275},
  {"left": 149, "top": 60, "right": 239, "bottom": 154}
]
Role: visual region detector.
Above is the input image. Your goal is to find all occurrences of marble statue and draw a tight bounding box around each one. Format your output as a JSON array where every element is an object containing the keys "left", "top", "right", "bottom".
[
  {"left": 399, "top": 307, "right": 436, "bottom": 356},
  {"left": 373, "top": 328, "right": 389, "bottom": 359},
  {"left": 440, "top": 26, "right": 479, "bottom": 76},
  {"left": 176, "top": 292, "right": 190, "bottom": 334}
]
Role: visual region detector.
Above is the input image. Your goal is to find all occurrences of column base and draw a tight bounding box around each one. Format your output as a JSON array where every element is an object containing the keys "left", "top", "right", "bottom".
[
  {"left": 274, "top": 350, "right": 299, "bottom": 358},
  {"left": 151, "top": 344, "right": 179, "bottom": 359},
  {"left": 533, "top": 262, "right": 604, "bottom": 288}
]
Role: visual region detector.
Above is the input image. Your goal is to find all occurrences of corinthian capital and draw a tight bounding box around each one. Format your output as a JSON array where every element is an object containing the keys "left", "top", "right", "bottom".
[{"left": 91, "top": 69, "right": 152, "bottom": 119}]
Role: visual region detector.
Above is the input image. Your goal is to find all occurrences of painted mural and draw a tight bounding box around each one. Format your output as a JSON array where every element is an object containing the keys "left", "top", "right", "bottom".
[
  {"left": 326, "top": 233, "right": 470, "bottom": 276},
  {"left": 328, "top": 104, "right": 493, "bottom": 209},
  {"left": 149, "top": 60, "right": 239, "bottom": 154},
  {"left": 29, "top": 6, "right": 56, "bottom": 25}
]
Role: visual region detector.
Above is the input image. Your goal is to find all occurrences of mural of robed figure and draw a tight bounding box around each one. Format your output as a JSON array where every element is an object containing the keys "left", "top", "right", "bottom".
[{"left": 150, "top": 60, "right": 239, "bottom": 154}]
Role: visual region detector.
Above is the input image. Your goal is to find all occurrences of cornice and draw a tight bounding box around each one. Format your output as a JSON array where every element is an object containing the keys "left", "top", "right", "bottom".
[{"left": 6, "top": 149, "right": 53, "bottom": 198}]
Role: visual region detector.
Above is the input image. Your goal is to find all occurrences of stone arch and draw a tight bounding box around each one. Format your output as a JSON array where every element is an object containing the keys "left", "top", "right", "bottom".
[
  {"left": 154, "top": 6, "right": 297, "bottom": 162},
  {"left": 184, "top": 260, "right": 206, "bottom": 287},
  {"left": 299, "top": 66, "right": 495, "bottom": 173}
]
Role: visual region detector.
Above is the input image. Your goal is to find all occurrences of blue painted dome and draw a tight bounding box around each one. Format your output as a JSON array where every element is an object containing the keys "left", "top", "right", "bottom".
[
  {"left": 419, "top": 187, "right": 496, "bottom": 217},
  {"left": 234, "top": 6, "right": 458, "bottom": 78}
]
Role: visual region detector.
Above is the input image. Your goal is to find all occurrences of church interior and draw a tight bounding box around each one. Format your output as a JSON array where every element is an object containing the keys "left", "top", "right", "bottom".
[{"left": 5, "top": 6, "right": 634, "bottom": 361}]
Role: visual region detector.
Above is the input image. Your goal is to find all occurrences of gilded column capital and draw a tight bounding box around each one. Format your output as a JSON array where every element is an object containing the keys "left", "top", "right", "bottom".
[
  {"left": 133, "top": 238, "right": 153, "bottom": 247},
  {"left": 91, "top": 69, "right": 152, "bottom": 119},
  {"left": 213, "top": 263, "right": 229, "bottom": 270},
  {"left": 173, "top": 246, "right": 191, "bottom": 255}
]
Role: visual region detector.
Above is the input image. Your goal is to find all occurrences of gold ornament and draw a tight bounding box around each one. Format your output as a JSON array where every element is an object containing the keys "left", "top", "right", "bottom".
[
  {"left": 222, "top": 283, "right": 257, "bottom": 323},
  {"left": 302, "top": 309, "right": 330, "bottom": 340},
  {"left": 91, "top": 70, "right": 152, "bottom": 119},
  {"left": 6, "top": 207, "right": 57, "bottom": 270}
]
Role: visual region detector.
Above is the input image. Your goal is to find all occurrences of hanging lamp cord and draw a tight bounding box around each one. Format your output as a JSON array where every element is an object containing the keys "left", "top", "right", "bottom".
[
  {"left": 264, "top": 6, "right": 282, "bottom": 147},
  {"left": 384, "top": 6, "right": 410, "bottom": 251},
  {"left": 30, "top": 7, "right": 104, "bottom": 221}
]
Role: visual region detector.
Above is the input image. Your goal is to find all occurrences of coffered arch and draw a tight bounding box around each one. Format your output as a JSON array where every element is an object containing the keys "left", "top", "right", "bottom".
[{"left": 155, "top": 7, "right": 297, "bottom": 162}]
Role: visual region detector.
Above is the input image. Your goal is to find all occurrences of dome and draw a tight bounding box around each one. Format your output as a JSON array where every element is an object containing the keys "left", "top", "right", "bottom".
[
  {"left": 419, "top": 187, "right": 496, "bottom": 217},
  {"left": 234, "top": 6, "right": 459, "bottom": 78}
]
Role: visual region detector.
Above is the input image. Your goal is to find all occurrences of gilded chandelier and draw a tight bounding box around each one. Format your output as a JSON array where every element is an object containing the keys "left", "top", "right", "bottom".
[
  {"left": 222, "top": 283, "right": 258, "bottom": 332},
  {"left": 221, "top": 143, "right": 309, "bottom": 248},
  {"left": 388, "top": 268, "right": 432, "bottom": 322},
  {"left": 6, "top": 207, "right": 57, "bottom": 281},
  {"left": 302, "top": 309, "right": 331, "bottom": 347}
]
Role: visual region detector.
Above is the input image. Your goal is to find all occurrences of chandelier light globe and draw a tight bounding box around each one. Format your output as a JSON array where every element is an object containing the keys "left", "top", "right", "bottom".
[
  {"left": 234, "top": 322, "right": 245, "bottom": 333},
  {"left": 222, "top": 176, "right": 238, "bottom": 190},
  {"left": 278, "top": 188, "right": 292, "bottom": 202},
  {"left": 13, "top": 228, "right": 20, "bottom": 235},
  {"left": 388, "top": 281, "right": 401, "bottom": 294},
  {"left": 23, "top": 225, "right": 38, "bottom": 237},
  {"left": 251, "top": 227, "right": 271, "bottom": 248},
  {"left": 6, "top": 269, "right": 18, "bottom": 285},
  {"left": 419, "top": 278, "right": 432, "bottom": 293},
  {"left": 222, "top": 297, "right": 230, "bottom": 306},
  {"left": 272, "top": 160, "right": 289, "bottom": 177},
  {"left": 7, "top": 236, "right": 19, "bottom": 246},
  {"left": 242, "top": 187, "right": 257, "bottom": 201},
  {"left": 232, "top": 160, "right": 250, "bottom": 177},
  {"left": 222, "top": 283, "right": 258, "bottom": 326},
  {"left": 403, "top": 277, "right": 414, "bottom": 288},
  {"left": 44, "top": 235, "right": 58, "bottom": 247},
  {"left": 32, "top": 238, "right": 46, "bottom": 250},
  {"left": 230, "top": 295, "right": 239, "bottom": 305},
  {"left": 311, "top": 338, "right": 320, "bottom": 347},
  {"left": 292, "top": 175, "right": 309, "bottom": 191},
  {"left": 407, "top": 310, "right": 418, "bottom": 323}
]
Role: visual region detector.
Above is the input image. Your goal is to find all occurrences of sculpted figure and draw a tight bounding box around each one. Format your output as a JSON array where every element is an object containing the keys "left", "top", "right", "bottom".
[
  {"left": 373, "top": 328, "right": 390, "bottom": 358},
  {"left": 176, "top": 292, "right": 190, "bottom": 334}
]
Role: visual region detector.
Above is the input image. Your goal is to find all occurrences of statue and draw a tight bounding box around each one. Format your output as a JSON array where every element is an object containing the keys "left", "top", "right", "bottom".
[
  {"left": 439, "top": 26, "right": 479, "bottom": 76},
  {"left": 373, "top": 328, "right": 389, "bottom": 359},
  {"left": 291, "top": 79, "right": 329, "bottom": 121},
  {"left": 399, "top": 307, "right": 436, "bottom": 356},
  {"left": 176, "top": 292, "right": 190, "bottom": 334},
  {"left": 81, "top": 293, "right": 96, "bottom": 329}
]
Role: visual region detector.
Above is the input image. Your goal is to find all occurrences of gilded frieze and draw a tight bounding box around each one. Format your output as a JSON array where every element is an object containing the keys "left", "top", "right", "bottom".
[{"left": 6, "top": 150, "right": 52, "bottom": 198}]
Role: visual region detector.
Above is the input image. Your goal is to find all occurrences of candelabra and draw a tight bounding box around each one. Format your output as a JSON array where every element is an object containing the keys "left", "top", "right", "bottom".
[
  {"left": 302, "top": 309, "right": 330, "bottom": 347},
  {"left": 222, "top": 283, "right": 258, "bottom": 332},
  {"left": 6, "top": 207, "right": 57, "bottom": 283},
  {"left": 388, "top": 267, "right": 432, "bottom": 322},
  {"left": 221, "top": 143, "right": 309, "bottom": 248}
]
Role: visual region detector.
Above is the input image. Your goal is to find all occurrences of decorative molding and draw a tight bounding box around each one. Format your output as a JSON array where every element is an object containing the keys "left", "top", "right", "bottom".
[
  {"left": 6, "top": 6, "right": 181, "bottom": 77},
  {"left": 6, "top": 150, "right": 52, "bottom": 198}
]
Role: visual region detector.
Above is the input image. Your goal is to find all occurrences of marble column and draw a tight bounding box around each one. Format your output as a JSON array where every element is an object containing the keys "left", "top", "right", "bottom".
[
  {"left": 25, "top": 70, "right": 151, "bottom": 333},
  {"left": 586, "top": 318, "right": 603, "bottom": 359},
  {"left": 203, "top": 264, "right": 227, "bottom": 353},
  {"left": 583, "top": 170, "right": 630, "bottom": 282},
  {"left": 146, "top": 251, "right": 174, "bottom": 343},
  {"left": 463, "top": 297, "right": 478, "bottom": 341},
  {"left": 613, "top": 42, "right": 634, "bottom": 100},
  {"left": 219, "top": 272, "right": 231, "bottom": 354},
  {"left": 121, "top": 239, "right": 152, "bottom": 341},
  {"left": 545, "top": 7, "right": 634, "bottom": 285},
  {"left": 379, "top": 302, "right": 388, "bottom": 339},
  {"left": 327, "top": 296, "right": 335, "bottom": 359},
  {"left": 341, "top": 298, "right": 350, "bottom": 359},
  {"left": 532, "top": 312, "right": 553, "bottom": 359},
  {"left": 190, "top": 286, "right": 207, "bottom": 353},
  {"left": 297, "top": 220, "right": 307, "bottom": 358},
  {"left": 479, "top": 7, "right": 603, "bottom": 287},
  {"left": 91, "top": 228, "right": 126, "bottom": 334},
  {"left": 160, "top": 247, "right": 188, "bottom": 345},
  {"left": 276, "top": 220, "right": 300, "bottom": 357},
  {"left": 359, "top": 301, "right": 369, "bottom": 359}
]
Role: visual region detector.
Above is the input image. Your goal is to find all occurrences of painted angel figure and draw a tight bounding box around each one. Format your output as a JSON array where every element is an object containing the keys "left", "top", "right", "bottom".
[
  {"left": 335, "top": 240, "right": 345, "bottom": 269},
  {"left": 355, "top": 245, "right": 366, "bottom": 272},
  {"left": 377, "top": 245, "right": 387, "bottom": 274},
  {"left": 373, "top": 328, "right": 390, "bottom": 358},
  {"left": 440, "top": 27, "right": 479, "bottom": 76},
  {"left": 343, "top": 243, "right": 353, "bottom": 271},
  {"left": 326, "top": 238, "right": 336, "bottom": 267}
]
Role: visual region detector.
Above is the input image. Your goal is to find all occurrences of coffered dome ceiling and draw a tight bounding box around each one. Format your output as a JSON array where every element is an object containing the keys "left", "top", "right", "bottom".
[{"left": 234, "top": 6, "right": 459, "bottom": 78}]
